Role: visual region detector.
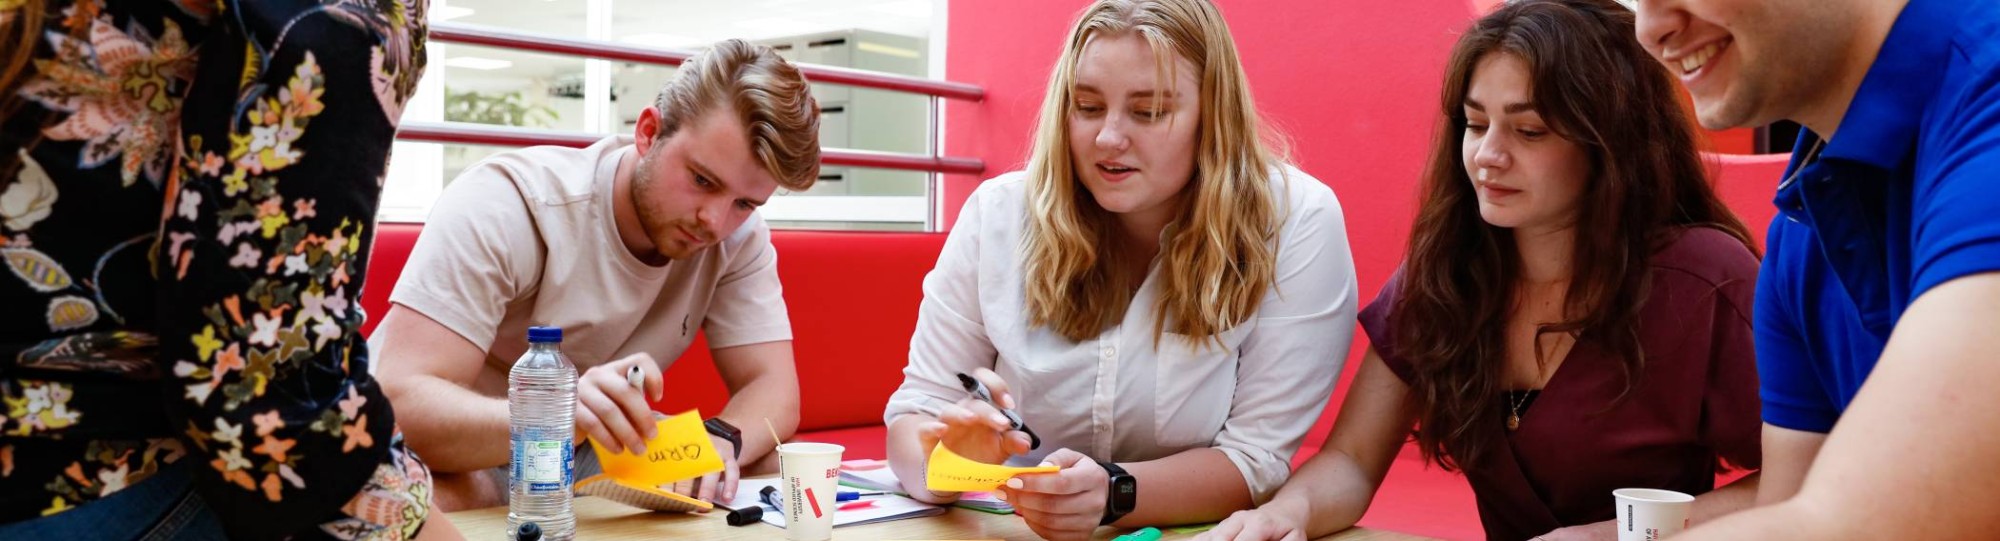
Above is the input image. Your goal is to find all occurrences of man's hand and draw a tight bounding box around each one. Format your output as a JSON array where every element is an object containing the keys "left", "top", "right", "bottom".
[
  {"left": 1000, "top": 448, "right": 1109, "bottom": 541},
  {"left": 668, "top": 434, "right": 742, "bottom": 509},
  {"left": 576, "top": 353, "right": 664, "bottom": 454}
]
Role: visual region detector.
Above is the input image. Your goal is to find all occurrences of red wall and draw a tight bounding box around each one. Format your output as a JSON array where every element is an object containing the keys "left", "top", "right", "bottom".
[
  {"left": 942, "top": 0, "right": 1475, "bottom": 422},
  {"left": 939, "top": 0, "right": 1784, "bottom": 441}
]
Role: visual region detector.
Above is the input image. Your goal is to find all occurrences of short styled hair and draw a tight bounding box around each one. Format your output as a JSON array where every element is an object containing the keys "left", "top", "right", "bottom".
[{"left": 654, "top": 39, "right": 822, "bottom": 192}]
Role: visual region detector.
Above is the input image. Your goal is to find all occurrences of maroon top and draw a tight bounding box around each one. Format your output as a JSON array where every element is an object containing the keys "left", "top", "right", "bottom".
[{"left": 1359, "top": 227, "right": 1763, "bottom": 541}]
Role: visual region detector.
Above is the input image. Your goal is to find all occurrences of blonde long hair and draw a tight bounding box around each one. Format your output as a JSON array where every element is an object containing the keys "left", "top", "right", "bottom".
[{"left": 1022, "top": 0, "right": 1282, "bottom": 345}]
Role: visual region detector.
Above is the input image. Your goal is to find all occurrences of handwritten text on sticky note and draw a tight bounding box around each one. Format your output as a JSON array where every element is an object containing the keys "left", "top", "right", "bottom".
[
  {"left": 589, "top": 409, "right": 725, "bottom": 487},
  {"left": 925, "top": 443, "right": 1060, "bottom": 493}
]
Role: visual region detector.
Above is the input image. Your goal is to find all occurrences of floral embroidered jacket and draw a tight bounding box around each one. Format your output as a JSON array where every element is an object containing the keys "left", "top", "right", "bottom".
[{"left": 0, "top": 1, "right": 434, "bottom": 538}]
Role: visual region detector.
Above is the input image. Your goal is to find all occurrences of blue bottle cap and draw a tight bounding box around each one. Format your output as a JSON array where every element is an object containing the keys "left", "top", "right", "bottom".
[{"left": 527, "top": 326, "right": 563, "bottom": 343}]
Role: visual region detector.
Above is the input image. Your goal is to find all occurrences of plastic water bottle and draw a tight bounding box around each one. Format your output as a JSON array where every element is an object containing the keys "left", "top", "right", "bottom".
[{"left": 509, "top": 326, "right": 576, "bottom": 540}]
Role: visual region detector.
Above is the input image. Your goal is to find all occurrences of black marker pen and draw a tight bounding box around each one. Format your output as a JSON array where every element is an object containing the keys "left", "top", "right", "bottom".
[{"left": 956, "top": 373, "right": 1041, "bottom": 450}]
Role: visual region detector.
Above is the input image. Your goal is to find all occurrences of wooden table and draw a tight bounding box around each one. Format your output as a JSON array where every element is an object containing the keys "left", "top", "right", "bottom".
[{"left": 447, "top": 495, "right": 1438, "bottom": 541}]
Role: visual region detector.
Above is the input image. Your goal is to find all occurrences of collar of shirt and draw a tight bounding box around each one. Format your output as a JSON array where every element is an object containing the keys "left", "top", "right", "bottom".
[
  {"left": 1775, "top": 0, "right": 1970, "bottom": 221},
  {"left": 1799, "top": 0, "right": 1967, "bottom": 172}
]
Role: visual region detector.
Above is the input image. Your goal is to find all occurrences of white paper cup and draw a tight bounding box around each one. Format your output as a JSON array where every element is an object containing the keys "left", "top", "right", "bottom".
[
  {"left": 778, "top": 442, "right": 844, "bottom": 541},
  {"left": 1614, "top": 488, "right": 1694, "bottom": 541}
]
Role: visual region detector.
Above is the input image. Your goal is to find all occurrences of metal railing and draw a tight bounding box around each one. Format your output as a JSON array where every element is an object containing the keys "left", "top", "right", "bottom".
[
  {"left": 430, "top": 23, "right": 984, "bottom": 101},
  {"left": 397, "top": 122, "right": 984, "bottom": 175},
  {"left": 398, "top": 22, "right": 989, "bottom": 229}
]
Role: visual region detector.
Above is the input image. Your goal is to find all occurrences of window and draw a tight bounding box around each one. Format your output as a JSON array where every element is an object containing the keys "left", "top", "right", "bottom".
[{"left": 384, "top": 0, "right": 950, "bottom": 231}]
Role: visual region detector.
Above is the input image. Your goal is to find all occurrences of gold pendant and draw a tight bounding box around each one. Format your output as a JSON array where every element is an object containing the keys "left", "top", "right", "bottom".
[{"left": 1507, "top": 413, "right": 1520, "bottom": 431}]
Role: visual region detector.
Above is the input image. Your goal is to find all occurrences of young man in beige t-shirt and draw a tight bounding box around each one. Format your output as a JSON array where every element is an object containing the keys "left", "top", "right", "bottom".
[{"left": 373, "top": 40, "right": 821, "bottom": 511}]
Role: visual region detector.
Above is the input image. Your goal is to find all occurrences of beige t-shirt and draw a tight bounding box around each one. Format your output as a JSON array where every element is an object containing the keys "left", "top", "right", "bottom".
[{"left": 387, "top": 135, "right": 791, "bottom": 396}]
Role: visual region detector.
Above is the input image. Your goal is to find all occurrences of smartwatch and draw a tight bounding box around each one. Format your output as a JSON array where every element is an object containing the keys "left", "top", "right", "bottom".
[
  {"left": 1098, "top": 460, "right": 1137, "bottom": 526},
  {"left": 704, "top": 417, "right": 743, "bottom": 459}
]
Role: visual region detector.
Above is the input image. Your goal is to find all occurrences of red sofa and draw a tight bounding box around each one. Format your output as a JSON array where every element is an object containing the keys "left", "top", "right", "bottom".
[
  {"left": 359, "top": 226, "right": 940, "bottom": 461},
  {"left": 355, "top": 153, "right": 1786, "bottom": 540}
]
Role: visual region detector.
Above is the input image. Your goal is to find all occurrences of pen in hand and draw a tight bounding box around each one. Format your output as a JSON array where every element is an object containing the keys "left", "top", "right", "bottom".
[
  {"left": 956, "top": 373, "right": 1041, "bottom": 450},
  {"left": 626, "top": 364, "right": 645, "bottom": 392}
]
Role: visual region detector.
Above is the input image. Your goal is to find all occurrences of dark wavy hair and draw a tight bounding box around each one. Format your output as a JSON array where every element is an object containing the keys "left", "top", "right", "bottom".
[{"left": 1393, "top": 0, "right": 1755, "bottom": 470}]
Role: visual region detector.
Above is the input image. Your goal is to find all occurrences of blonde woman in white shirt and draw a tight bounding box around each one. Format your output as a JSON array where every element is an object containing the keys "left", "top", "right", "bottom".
[{"left": 882, "top": 1, "right": 1359, "bottom": 539}]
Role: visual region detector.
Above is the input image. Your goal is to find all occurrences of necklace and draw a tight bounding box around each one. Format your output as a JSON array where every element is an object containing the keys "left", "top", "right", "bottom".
[
  {"left": 1777, "top": 137, "right": 1829, "bottom": 191},
  {"left": 1506, "top": 390, "right": 1530, "bottom": 431}
]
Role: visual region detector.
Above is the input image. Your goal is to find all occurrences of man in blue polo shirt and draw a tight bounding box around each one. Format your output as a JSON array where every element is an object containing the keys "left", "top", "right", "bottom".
[{"left": 1635, "top": 0, "right": 2000, "bottom": 537}]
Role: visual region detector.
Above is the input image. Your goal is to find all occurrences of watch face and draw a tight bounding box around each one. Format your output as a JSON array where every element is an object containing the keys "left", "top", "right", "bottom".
[{"left": 1112, "top": 476, "right": 1137, "bottom": 512}]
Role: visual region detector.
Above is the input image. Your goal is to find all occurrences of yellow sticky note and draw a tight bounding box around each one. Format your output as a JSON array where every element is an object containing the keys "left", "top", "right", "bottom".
[
  {"left": 588, "top": 409, "right": 725, "bottom": 487},
  {"left": 925, "top": 443, "right": 1060, "bottom": 492}
]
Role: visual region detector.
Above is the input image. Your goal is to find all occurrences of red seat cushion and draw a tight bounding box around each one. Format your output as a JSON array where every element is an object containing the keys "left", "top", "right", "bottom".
[
  {"left": 359, "top": 222, "right": 424, "bottom": 338},
  {"left": 649, "top": 231, "right": 945, "bottom": 433},
  {"left": 1707, "top": 152, "right": 1789, "bottom": 250},
  {"left": 358, "top": 226, "right": 944, "bottom": 434},
  {"left": 791, "top": 425, "right": 888, "bottom": 461}
]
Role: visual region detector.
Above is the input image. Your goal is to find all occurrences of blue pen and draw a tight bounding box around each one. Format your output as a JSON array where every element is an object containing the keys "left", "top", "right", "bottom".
[
  {"left": 760, "top": 486, "right": 888, "bottom": 506},
  {"left": 760, "top": 486, "right": 888, "bottom": 510},
  {"left": 836, "top": 490, "right": 887, "bottom": 502},
  {"left": 760, "top": 487, "right": 887, "bottom": 510}
]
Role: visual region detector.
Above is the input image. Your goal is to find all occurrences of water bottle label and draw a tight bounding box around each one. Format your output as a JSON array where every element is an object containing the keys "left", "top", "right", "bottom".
[{"left": 514, "top": 438, "right": 573, "bottom": 492}]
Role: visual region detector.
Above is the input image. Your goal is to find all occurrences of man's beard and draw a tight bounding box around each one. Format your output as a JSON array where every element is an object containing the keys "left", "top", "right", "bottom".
[{"left": 629, "top": 156, "right": 687, "bottom": 261}]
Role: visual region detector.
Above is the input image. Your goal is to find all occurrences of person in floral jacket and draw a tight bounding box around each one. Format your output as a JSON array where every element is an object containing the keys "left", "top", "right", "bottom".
[{"left": 0, "top": 0, "right": 453, "bottom": 538}]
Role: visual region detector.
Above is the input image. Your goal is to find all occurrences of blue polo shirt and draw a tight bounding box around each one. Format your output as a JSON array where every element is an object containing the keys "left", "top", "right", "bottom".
[{"left": 1756, "top": 0, "right": 2000, "bottom": 433}]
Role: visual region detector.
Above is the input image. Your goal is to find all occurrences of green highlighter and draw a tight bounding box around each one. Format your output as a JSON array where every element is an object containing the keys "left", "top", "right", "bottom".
[{"left": 1113, "top": 527, "right": 1164, "bottom": 541}]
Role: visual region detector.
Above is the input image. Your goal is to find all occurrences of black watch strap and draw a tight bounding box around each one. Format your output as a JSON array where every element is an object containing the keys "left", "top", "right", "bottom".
[
  {"left": 1098, "top": 460, "right": 1136, "bottom": 526},
  {"left": 704, "top": 417, "right": 743, "bottom": 459}
]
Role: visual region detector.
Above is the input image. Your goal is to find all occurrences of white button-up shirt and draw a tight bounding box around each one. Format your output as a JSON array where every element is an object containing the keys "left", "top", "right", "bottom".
[{"left": 883, "top": 166, "right": 1359, "bottom": 502}]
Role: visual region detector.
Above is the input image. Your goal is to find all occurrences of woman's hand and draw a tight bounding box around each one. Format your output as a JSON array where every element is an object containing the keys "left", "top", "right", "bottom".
[
  {"left": 914, "top": 367, "right": 1034, "bottom": 464},
  {"left": 1000, "top": 449, "right": 1109, "bottom": 541},
  {"left": 1197, "top": 499, "right": 1312, "bottom": 541}
]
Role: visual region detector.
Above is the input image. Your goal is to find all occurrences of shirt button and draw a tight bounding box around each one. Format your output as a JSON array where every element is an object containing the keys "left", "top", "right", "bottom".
[{"left": 1101, "top": 346, "right": 1116, "bottom": 358}]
